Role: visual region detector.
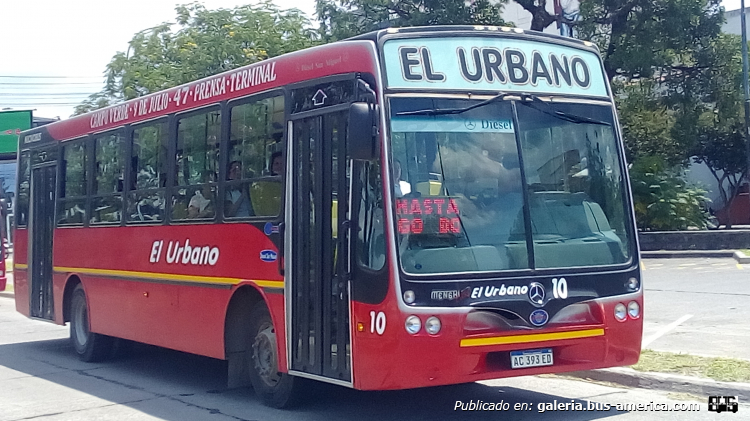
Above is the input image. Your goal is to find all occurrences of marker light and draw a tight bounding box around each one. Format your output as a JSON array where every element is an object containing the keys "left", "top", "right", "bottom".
[
  {"left": 626, "top": 277, "right": 640, "bottom": 291},
  {"left": 425, "top": 316, "right": 441, "bottom": 335},
  {"left": 403, "top": 290, "right": 415, "bottom": 304},
  {"left": 614, "top": 303, "right": 627, "bottom": 321},
  {"left": 628, "top": 301, "right": 640, "bottom": 319},
  {"left": 405, "top": 315, "right": 422, "bottom": 334}
]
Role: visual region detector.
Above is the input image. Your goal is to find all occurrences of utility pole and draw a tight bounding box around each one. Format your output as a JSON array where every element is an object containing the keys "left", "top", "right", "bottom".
[{"left": 742, "top": 1, "right": 750, "bottom": 220}]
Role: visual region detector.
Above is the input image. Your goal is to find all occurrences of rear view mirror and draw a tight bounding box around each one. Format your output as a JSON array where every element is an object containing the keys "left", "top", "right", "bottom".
[{"left": 348, "top": 102, "right": 378, "bottom": 160}]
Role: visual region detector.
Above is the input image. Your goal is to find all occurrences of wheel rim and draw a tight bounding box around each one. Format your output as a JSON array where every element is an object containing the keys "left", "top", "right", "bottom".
[
  {"left": 73, "top": 297, "right": 90, "bottom": 349},
  {"left": 252, "top": 325, "right": 281, "bottom": 388}
]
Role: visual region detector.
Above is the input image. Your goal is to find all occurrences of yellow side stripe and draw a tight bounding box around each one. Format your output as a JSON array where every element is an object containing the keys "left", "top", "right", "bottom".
[
  {"left": 15, "top": 264, "right": 28, "bottom": 269},
  {"left": 53, "top": 266, "right": 284, "bottom": 289},
  {"left": 460, "top": 328, "right": 605, "bottom": 348}
]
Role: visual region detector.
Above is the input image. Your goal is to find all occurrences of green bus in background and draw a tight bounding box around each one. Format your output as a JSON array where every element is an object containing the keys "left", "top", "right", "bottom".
[{"left": 0, "top": 109, "right": 33, "bottom": 247}]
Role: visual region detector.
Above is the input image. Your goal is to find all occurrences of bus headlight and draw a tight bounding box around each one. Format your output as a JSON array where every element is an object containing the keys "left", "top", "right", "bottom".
[
  {"left": 626, "top": 277, "right": 639, "bottom": 291},
  {"left": 628, "top": 301, "right": 640, "bottom": 319},
  {"left": 405, "top": 315, "right": 421, "bottom": 334},
  {"left": 425, "top": 316, "right": 441, "bottom": 335},
  {"left": 403, "top": 290, "right": 415, "bottom": 304},
  {"left": 614, "top": 303, "right": 627, "bottom": 321}
]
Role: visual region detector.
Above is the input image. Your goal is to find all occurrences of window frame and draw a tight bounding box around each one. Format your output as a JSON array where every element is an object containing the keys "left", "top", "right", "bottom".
[
  {"left": 169, "top": 105, "right": 223, "bottom": 224},
  {"left": 223, "top": 89, "right": 287, "bottom": 221},
  {"left": 89, "top": 129, "right": 127, "bottom": 226},
  {"left": 126, "top": 117, "right": 170, "bottom": 225},
  {"left": 56, "top": 137, "right": 90, "bottom": 227}
]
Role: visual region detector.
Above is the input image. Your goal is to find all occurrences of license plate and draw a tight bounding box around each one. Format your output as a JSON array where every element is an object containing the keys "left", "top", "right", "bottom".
[{"left": 510, "top": 348, "right": 553, "bottom": 369}]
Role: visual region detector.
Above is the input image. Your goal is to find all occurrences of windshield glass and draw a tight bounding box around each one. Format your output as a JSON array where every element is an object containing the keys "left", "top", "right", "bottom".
[{"left": 390, "top": 97, "right": 632, "bottom": 275}]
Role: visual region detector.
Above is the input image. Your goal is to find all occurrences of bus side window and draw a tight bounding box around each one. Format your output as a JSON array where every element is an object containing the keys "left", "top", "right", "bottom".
[
  {"left": 57, "top": 141, "right": 88, "bottom": 226},
  {"left": 16, "top": 152, "right": 30, "bottom": 227},
  {"left": 91, "top": 131, "right": 125, "bottom": 224},
  {"left": 171, "top": 110, "right": 220, "bottom": 221},
  {"left": 128, "top": 120, "right": 168, "bottom": 223},
  {"left": 226, "top": 94, "right": 284, "bottom": 219}
]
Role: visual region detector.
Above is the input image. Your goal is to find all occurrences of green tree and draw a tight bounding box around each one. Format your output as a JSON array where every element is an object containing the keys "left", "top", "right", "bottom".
[
  {"left": 75, "top": 1, "right": 318, "bottom": 115},
  {"left": 629, "top": 156, "right": 711, "bottom": 230},
  {"left": 615, "top": 79, "right": 683, "bottom": 167},
  {"left": 688, "top": 34, "right": 748, "bottom": 226},
  {"left": 512, "top": 0, "right": 723, "bottom": 83},
  {"left": 315, "top": 0, "right": 507, "bottom": 42}
]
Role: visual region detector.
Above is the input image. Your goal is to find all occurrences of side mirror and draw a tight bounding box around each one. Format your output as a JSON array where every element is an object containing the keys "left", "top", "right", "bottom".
[{"left": 348, "top": 102, "right": 378, "bottom": 160}]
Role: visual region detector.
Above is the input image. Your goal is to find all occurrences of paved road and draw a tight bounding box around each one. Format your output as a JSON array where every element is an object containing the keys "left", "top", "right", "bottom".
[
  {"left": 640, "top": 257, "right": 750, "bottom": 360},
  {"left": 1, "top": 295, "right": 743, "bottom": 421}
]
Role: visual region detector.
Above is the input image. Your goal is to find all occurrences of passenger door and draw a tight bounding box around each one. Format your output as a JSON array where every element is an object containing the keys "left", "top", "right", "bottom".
[
  {"left": 28, "top": 149, "right": 57, "bottom": 320},
  {"left": 287, "top": 107, "right": 352, "bottom": 383}
]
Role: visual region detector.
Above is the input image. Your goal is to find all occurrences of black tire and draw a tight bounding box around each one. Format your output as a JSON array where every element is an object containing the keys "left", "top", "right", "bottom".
[
  {"left": 248, "top": 304, "right": 300, "bottom": 408},
  {"left": 69, "top": 284, "right": 113, "bottom": 362}
]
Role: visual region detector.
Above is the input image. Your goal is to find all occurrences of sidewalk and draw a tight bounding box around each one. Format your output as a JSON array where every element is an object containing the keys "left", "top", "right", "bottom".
[
  {"left": 641, "top": 249, "right": 750, "bottom": 262},
  {"left": 566, "top": 367, "right": 750, "bottom": 401}
]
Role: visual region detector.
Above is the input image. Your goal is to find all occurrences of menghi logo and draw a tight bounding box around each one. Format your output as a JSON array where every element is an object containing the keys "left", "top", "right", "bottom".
[{"left": 149, "top": 240, "right": 220, "bottom": 266}]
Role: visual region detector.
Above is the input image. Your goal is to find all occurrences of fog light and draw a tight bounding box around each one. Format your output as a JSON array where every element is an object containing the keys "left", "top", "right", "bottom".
[
  {"left": 425, "top": 316, "right": 441, "bottom": 335},
  {"left": 403, "top": 290, "right": 415, "bottom": 304},
  {"left": 626, "top": 277, "right": 639, "bottom": 291},
  {"left": 405, "top": 315, "right": 421, "bottom": 334},
  {"left": 614, "top": 303, "right": 627, "bottom": 321},
  {"left": 628, "top": 301, "right": 640, "bottom": 319}
]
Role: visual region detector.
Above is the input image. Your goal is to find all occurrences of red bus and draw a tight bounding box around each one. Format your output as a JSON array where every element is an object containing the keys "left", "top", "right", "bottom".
[{"left": 13, "top": 26, "right": 642, "bottom": 407}]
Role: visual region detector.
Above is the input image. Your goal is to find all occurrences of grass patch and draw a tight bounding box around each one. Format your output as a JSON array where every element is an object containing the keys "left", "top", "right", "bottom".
[
  {"left": 740, "top": 249, "right": 750, "bottom": 255},
  {"left": 633, "top": 349, "right": 750, "bottom": 382}
]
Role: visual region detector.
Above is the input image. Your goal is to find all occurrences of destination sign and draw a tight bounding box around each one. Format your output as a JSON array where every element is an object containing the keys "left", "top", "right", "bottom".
[
  {"left": 383, "top": 37, "right": 608, "bottom": 98},
  {"left": 396, "top": 197, "right": 461, "bottom": 235}
]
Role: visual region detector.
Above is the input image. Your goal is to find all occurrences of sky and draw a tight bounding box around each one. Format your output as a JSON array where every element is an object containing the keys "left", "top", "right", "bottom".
[
  {"left": 1, "top": 0, "right": 317, "bottom": 120},
  {"left": 0, "top": 0, "right": 741, "bottom": 121}
]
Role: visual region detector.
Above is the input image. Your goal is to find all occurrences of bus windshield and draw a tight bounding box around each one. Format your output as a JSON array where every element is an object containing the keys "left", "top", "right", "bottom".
[{"left": 390, "top": 97, "right": 633, "bottom": 275}]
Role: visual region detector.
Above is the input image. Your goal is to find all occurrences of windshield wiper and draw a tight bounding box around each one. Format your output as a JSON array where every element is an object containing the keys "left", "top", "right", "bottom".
[
  {"left": 395, "top": 92, "right": 511, "bottom": 116},
  {"left": 519, "top": 95, "right": 611, "bottom": 126}
]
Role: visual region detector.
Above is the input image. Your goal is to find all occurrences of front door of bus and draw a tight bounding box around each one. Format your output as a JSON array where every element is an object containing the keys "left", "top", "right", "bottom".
[
  {"left": 29, "top": 161, "right": 56, "bottom": 320},
  {"left": 288, "top": 110, "right": 351, "bottom": 382}
]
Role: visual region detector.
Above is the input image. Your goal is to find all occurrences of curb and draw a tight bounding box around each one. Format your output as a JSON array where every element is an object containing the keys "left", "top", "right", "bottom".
[
  {"left": 640, "top": 250, "right": 736, "bottom": 259},
  {"left": 735, "top": 250, "right": 750, "bottom": 264},
  {"left": 0, "top": 292, "right": 14, "bottom": 299},
  {"left": 565, "top": 367, "right": 750, "bottom": 401}
]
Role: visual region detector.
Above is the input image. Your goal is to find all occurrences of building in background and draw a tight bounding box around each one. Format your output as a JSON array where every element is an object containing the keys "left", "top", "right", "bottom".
[{"left": 680, "top": 8, "right": 750, "bottom": 226}]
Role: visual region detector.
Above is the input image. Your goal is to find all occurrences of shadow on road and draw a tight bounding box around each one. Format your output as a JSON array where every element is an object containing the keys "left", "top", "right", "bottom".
[{"left": 0, "top": 336, "right": 638, "bottom": 421}]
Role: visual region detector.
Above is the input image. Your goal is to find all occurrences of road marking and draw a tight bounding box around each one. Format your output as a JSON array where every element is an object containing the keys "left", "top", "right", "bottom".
[
  {"left": 738, "top": 263, "right": 744, "bottom": 270},
  {"left": 641, "top": 314, "right": 693, "bottom": 349},
  {"left": 640, "top": 262, "right": 646, "bottom": 270}
]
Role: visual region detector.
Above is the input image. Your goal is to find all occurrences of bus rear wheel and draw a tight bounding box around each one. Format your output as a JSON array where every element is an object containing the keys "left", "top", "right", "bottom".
[
  {"left": 70, "top": 284, "right": 112, "bottom": 362},
  {"left": 247, "top": 304, "right": 299, "bottom": 408}
]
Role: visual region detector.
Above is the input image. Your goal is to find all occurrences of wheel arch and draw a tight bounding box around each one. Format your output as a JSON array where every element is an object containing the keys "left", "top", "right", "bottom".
[
  {"left": 224, "top": 283, "right": 269, "bottom": 389},
  {"left": 62, "top": 274, "right": 83, "bottom": 323}
]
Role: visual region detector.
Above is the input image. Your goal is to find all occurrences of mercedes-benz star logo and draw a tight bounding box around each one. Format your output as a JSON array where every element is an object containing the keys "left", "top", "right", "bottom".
[
  {"left": 464, "top": 119, "right": 476, "bottom": 130},
  {"left": 528, "top": 282, "right": 545, "bottom": 306}
]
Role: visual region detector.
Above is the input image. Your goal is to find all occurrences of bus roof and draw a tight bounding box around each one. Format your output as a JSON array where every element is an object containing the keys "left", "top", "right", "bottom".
[
  {"left": 19, "top": 40, "right": 379, "bottom": 145},
  {"left": 19, "top": 26, "right": 599, "bottom": 146}
]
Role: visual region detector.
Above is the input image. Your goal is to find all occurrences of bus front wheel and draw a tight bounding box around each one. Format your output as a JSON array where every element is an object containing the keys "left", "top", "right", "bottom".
[
  {"left": 70, "top": 284, "right": 112, "bottom": 362},
  {"left": 247, "top": 304, "right": 299, "bottom": 408}
]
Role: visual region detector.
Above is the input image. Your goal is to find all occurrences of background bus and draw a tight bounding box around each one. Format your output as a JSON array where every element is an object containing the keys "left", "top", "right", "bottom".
[{"left": 14, "top": 26, "right": 642, "bottom": 407}]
